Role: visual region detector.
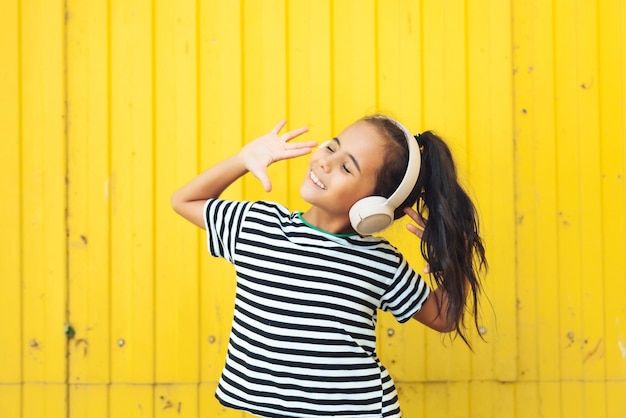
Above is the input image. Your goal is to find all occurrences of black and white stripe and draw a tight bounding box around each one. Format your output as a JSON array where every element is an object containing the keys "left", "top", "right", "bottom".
[{"left": 204, "top": 199, "right": 430, "bottom": 418}]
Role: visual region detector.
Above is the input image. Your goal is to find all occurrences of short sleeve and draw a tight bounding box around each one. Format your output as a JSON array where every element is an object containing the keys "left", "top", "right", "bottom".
[
  {"left": 380, "top": 255, "right": 431, "bottom": 323},
  {"left": 203, "top": 198, "right": 253, "bottom": 263}
]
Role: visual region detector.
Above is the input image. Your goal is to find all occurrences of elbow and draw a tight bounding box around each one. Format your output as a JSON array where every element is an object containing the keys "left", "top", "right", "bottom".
[
  {"left": 171, "top": 190, "right": 183, "bottom": 215},
  {"left": 412, "top": 310, "right": 456, "bottom": 333},
  {"left": 429, "top": 318, "right": 457, "bottom": 334}
]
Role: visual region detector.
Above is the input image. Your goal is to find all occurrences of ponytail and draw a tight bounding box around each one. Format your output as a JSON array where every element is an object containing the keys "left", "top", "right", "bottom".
[
  {"left": 415, "top": 131, "right": 487, "bottom": 347},
  {"left": 363, "top": 115, "right": 487, "bottom": 347}
]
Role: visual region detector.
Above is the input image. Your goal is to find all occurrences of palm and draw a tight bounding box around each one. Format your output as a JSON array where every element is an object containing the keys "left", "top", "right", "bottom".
[{"left": 240, "top": 120, "right": 316, "bottom": 191}]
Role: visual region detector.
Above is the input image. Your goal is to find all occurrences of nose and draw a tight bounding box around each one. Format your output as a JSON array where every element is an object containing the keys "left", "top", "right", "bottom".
[{"left": 319, "top": 156, "right": 332, "bottom": 173}]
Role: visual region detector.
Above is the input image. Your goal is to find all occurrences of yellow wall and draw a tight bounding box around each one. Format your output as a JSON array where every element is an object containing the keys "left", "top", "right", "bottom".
[{"left": 1, "top": 0, "right": 624, "bottom": 417}]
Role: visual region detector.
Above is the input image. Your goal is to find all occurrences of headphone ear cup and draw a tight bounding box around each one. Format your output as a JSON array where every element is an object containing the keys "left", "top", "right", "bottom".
[{"left": 349, "top": 196, "right": 395, "bottom": 235}]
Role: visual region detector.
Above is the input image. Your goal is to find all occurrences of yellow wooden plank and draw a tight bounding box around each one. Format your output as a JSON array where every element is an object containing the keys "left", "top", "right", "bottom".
[
  {"left": 0, "top": 385, "right": 22, "bottom": 418},
  {"left": 331, "top": 0, "right": 377, "bottom": 129},
  {"left": 598, "top": 0, "right": 626, "bottom": 383},
  {"left": 526, "top": 0, "right": 562, "bottom": 385},
  {"left": 512, "top": 0, "right": 563, "bottom": 386},
  {"left": 423, "top": 381, "right": 469, "bottom": 418},
  {"left": 199, "top": 383, "right": 246, "bottom": 417},
  {"left": 197, "top": 0, "right": 244, "bottom": 385},
  {"left": 447, "top": 381, "right": 470, "bottom": 417},
  {"left": 0, "top": 0, "right": 22, "bottom": 386},
  {"left": 199, "top": 0, "right": 243, "bottom": 197},
  {"left": 109, "top": 0, "right": 155, "bottom": 383},
  {"left": 515, "top": 381, "right": 540, "bottom": 418},
  {"left": 420, "top": 0, "right": 472, "bottom": 382},
  {"left": 20, "top": 0, "right": 67, "bottom": 384},
  {"left": 421, "top": 0, "right": 467, "bottom": 140},
  {"left": 538, "top": 381, "right": 562, "bottom": 418},
  {"left": 574, "top": 0, "right": 606, "bottom": 384},
  {"left": 286, "top": 0, "right": 332, "bottom": 210},
  {"left": 379, "top": 311, "right": 427, "bottom": 384},
  {"left": 469, "top": 381, "right": 494, "bottom": 418},
  {"left": 69, "top": 384, "right": 109, "bottom": 418},
  {"left": 374, "top": 5, "right": 427, "bottom": 381},
  {"left": 110, "top": 384, "right": 154, "bottom": 417},
  {"left": 23, "top": 383, "right": 67, "bottom": 418},
  {"left": 65, "top": 0, "right": 111, "bottom": 385},
  {"left": 511, "top": 0, "right": 539, "bottom": 383},
  {"left": 554, "top": 0, "right": 584, "bottom": 383},
  {"left": 582, "top": 381, "right": 607, "bottom": 418},
  {"left": 553, "top": 0, "right": 609, "bottom": 385},
  {"left": 561, "top": 381, "right": 584, "bottom": 418},
  {"left": 199, "top": 257, "right": 236, "bottom": 382},
  {"left": 153, "top": 0, "right": 200, "bottom": 384},
  {"left": 375, "top": 0, "right": 422, "bottom": 124},
  {"left": 242, "top": 0, "right": 289, "bottom": 204},
  {"left": 470, "top": 380, "right": 518, "bottom": 418},
  {"left": 466, "top": 0, "right": 517, "bottom": 383},
  {"left": 154, "top": 384, "right": 199, "bottom": 418},
  {"left": 607, "top": 381, "right": 626, "bottom": 418},
  {"left": 493, "top": 381, "right": 516, "bottom": 418},
  {"left": 395, "top": 383, "right": 424, "bottom": 417}
]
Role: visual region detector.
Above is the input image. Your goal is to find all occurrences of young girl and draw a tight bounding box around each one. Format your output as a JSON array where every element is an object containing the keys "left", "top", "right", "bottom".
[{"left": 172, "top": 115, "right": 487, "bottom": 418}]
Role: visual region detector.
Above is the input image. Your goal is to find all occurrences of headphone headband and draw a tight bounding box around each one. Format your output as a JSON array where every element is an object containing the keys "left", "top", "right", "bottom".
[{"left": 384, "top": 119, "right": 422, "bottom": 209}]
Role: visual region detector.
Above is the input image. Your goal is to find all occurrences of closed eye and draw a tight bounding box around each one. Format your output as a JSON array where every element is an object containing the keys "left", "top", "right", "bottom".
[{"left": 330, "top": 136, "right": 361, "bottom": 174}]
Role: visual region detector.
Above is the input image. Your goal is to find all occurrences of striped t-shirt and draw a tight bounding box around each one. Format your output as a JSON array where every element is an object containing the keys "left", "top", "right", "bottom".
[{"left": 204, "top": 199, "right": 431, "bottom": 418}]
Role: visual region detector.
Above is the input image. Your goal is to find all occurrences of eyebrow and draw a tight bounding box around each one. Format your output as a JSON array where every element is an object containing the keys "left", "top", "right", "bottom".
[{"left": 332, "top": 137, "right": 361, "bottom": 173}]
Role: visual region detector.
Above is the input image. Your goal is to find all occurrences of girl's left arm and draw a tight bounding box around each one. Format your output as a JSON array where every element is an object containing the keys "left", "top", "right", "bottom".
[
  {"left": 411, "top": 288, "right": 456, "bottom": 332},
  {"left": 403, "top": 207, "right": 465, "bottom": 333}
]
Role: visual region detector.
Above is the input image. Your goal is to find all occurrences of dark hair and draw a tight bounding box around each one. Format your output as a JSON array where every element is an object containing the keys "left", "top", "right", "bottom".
[{"left": 362, "top": 115, "right": 487, "bottom": 347}]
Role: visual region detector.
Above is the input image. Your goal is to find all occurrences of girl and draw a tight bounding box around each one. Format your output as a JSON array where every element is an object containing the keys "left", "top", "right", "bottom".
[{"left": 172, "top": 115, "right": 487, "bottom": 418}]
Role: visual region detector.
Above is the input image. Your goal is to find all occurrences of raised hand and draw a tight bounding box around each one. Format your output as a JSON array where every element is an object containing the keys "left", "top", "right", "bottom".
[
  {"left": 403, "top": 206, "right": 431, "bottom": 274},
  {"left": 239, "top": 120, "right": 316, "bottom": 192},
  {"left": 403, "top": 206, "right": 426, "bottom": 238}
]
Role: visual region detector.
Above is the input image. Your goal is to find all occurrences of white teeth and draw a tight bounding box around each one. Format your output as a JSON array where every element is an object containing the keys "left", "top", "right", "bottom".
[{"left": 310, "top": 171, "right": 327, "bottom": 190}]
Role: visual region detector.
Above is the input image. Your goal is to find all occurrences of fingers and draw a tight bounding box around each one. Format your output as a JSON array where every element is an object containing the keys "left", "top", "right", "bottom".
[
  {"left": 403, "top": 207, "right": 430, "bottom": 274},
  {"left": 270, "top": 120, "right": 309, "bottom": 140},
  {"left": 406, "top": 222, "right": 423, "bottom": 239},
  {"left": 282, "top": 126, "right": 310, "bottom": 142},
  {"left": 403, "top": 207, "right": 426, "bottom": 228},
  {"left": 249, "top": 164, "right": 273, "bottom": 192},
  {"left": 270, "top": 119, "right": 288, "bottom": 135},
  {"left": 404, "top": 207, "right": 426, "bottom": 239}
]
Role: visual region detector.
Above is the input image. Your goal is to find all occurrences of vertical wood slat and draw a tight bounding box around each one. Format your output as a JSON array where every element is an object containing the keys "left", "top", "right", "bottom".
[
  {"left": 197, "top": 0, "right": 243, "bottom": 384},
  {"left": 0, "top": 1, "right": 22, "bottom": 406},
  {"left": 153, "top": 0, "right": 200, "bottom": 385},
  {"left": 286, "top": 0, "right": 332, "bottom": 210},
  {"left": 66, "top": 0, "right": 111, "bottom": 391},
  {"left": 465, "top": 0, "right": 516, "bottom": 383},
  {"left": 598, "top": 0, "right": 626, "bottom": 387},
  {"left": 331, "top": 0, "right": 377, "bottom": 129},
  {"left": 19, "top": 9, "right": 68, "bottom": 418},
  {"left": 109, "top": 0, "right": 155, "bottom": 386},
  {"left": 374, "top": 0, "right": 427, "bottom": 385},
  {"left": 241, "top": 0, "right": 289, "bottom": 204},
  {"left": 420, "top": 0, "right": 473, "bottom": 384}
]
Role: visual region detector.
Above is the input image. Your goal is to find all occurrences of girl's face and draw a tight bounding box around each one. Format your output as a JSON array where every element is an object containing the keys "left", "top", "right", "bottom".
[{"left": 300, "top": 120, "right": 386, "bottom": 222}]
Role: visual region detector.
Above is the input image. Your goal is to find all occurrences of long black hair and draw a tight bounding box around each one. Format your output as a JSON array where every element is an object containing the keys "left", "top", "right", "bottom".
[{"left": 363, "top": 115, "right": 487, "bottom": 347}]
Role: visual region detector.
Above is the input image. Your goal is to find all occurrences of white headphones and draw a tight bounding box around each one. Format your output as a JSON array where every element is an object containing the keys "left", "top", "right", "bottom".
[{"left": 349, "top": 119, "right": 421, "bottom": 235}]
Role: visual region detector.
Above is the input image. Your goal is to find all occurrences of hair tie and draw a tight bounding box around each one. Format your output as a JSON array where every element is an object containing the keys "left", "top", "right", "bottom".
[{"left": 414, "top": 133, "right": 424, "bottom": 149}]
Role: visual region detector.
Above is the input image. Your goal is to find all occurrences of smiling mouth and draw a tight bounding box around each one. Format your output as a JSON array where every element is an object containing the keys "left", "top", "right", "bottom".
[{"left": 309, "top": 171, "right": 327, "bottom": 190}]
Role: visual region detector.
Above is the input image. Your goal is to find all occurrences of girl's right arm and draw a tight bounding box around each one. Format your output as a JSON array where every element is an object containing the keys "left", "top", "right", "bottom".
[
  {"left": 171, "top": 120, "right": 314, "bottom": 228},
  {"left": 171, "top": 154, "right": 249, "bottom": 228}
]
